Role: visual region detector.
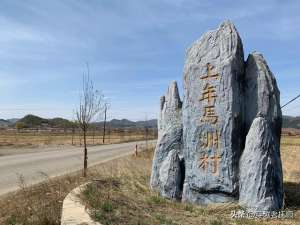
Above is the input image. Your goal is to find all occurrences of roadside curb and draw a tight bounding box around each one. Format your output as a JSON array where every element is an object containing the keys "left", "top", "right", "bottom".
[{"left": 61, "top": 183, "right": 101, "bottom": 225}]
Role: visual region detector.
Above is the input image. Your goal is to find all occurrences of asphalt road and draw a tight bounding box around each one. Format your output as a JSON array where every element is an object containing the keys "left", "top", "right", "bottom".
[{"left": 0, "top": 140, "right": 156, "bottom": 196}]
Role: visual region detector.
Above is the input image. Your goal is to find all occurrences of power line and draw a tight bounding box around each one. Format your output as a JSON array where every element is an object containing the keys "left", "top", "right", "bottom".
[{"left": 281, "top": 94, "right": 300, "bottom": 109}]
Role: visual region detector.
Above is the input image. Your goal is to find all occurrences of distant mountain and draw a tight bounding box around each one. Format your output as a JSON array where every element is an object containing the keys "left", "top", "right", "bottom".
[
  {"left": 0, "top": 114, "right": 299, "bottom": 130},
  {"left": 18, "top": 114, "right": 48, "bottom": 127},
  {"left": 94, "top": 119, "right": 157, "bottom": 129},
  {"left": 108, "top": 119, "right": 136, "bottom": 128},
  {"left": 135, "top": 119, "right": 157, "bottom": 128},
  {"left": 15, "top": 114, "right": 74, "bottom": 128},
  {"left": 48, "top": 117, "right": 74, "bottom": 128},
  {"left": 7, "top": 118, "right": 19, "bottom": 123},
  {"left": 0, "top": 114, "right": 158, "bottom": 129},
  {"left": 0, "top": 119, "right": 10, "bottom": 127},
  {"left": 282, "top": 115, "right": 300, "bottom": 129}
]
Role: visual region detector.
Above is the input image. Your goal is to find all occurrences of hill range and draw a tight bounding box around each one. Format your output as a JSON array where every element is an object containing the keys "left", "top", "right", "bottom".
[
  {"left": 0, "top": 114, "right": 157, "bottom": 129},
  {"left": 0, "top": 114, "right": 299, "bottom": 130}
]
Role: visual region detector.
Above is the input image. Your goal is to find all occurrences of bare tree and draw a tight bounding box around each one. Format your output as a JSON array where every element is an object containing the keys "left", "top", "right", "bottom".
[{"left": 76, "top": 68, "right": 104, "bottom": 177}]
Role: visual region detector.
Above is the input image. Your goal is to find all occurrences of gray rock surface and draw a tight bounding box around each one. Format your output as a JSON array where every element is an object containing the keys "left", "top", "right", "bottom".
[
  {"left": 244, "top": 52, "right": 282, "bottom": 140},
  {"left": 181, "top": 20, "right": 245, "bottom": 204},
  {"left": 159, "top": 149, "right": 182, "bottom": 199},
  {"left": 150, "top": 81, "right": 183, "bottom": 199},
  {"left": 239, "top": 116, "right": 283, "bottom": 211}
]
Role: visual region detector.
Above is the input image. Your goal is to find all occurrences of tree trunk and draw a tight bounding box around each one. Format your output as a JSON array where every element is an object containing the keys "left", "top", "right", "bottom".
[{"left": 83, "top": 128, "right": 88, "bottom": 177}]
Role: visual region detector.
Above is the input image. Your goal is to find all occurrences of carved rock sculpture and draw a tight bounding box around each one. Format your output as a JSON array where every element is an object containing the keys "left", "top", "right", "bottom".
[
  {"left": 244, "top": 51, "right": 282, "bottom": 139},
  {"left": 182, "top": 20, "right": 244, "bottom": 204},
  {"left": 239, "top": 116, "right": 283, "bottom": 211},
  {"left": 150, "top": 81, "right": 183, "bottom": 199},
  {"left": 150, "top": 20, "right": 283, "bottom": 211}
]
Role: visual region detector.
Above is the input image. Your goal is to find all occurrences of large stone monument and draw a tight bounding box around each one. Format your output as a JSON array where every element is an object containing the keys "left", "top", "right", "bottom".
[
  {"left": 182, "top": 20, "right": 244, "bottom": 204},
  {"left": 150, "top": 20, "right": 283, "bottom": 211}
]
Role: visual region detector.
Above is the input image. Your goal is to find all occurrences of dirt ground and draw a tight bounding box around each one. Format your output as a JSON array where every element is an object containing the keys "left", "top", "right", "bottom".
[
  {"left": 0, "top": 129, "right": 157, "bottom": 156},
  {"left": 0, "top": 128, "right": 156, "bottom": 147}
]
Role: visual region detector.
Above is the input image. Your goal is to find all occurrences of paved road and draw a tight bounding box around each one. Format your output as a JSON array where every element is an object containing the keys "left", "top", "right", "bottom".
[{"left": 0, "top": 140, "right": 156, "bottom": 196}]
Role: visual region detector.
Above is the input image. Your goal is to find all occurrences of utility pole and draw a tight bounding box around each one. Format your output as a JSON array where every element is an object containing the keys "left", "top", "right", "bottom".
[
  {"left": 71, "top": 124, "right": 75, "bottom": 146},
  {"left": 92, "top": 125, "right": 95, "bottom": 145},
  {"left": 145, "top": 113, "right": 149, "bottom": 150},
  {"left": 108, "top": 122, "right": 111, "bottom": 144},
  {"left": 102, "top": 102, "right": 110, "bottom": 144}
]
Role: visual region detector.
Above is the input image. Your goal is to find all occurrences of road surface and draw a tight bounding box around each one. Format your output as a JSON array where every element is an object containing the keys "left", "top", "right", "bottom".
[{"left": 0, "top": 140, "right": 156, "bottom": 196}]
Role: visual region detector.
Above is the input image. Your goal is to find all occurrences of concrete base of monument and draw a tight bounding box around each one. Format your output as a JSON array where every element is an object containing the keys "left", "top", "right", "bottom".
[
  {"left": 182, "top": 184, "right": 237, "bottom": 205},
  {"left": 61, "top": 183, "right": 101, "bottom": 225}
]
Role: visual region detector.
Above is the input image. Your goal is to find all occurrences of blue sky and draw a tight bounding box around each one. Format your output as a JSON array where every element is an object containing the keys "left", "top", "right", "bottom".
[{"left": 0, "top": 0, "right": 299, "bottom": 121}]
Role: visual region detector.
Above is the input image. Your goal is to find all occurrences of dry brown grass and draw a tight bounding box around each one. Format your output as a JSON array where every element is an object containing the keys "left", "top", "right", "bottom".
[
  {"left": 280, "top": 136, "right": 300, "bottom": 213},
  {"left": 0, "top": 136, "right": 299, "bottom": 225},
  {"left": 80, "top": 151, "right": 240, "bottom": 225},
  {"left": 0, "top": 168, "right": 85, "bottom": 224},
  {"left": 78, "top": 136, "right": 300, "bottom": 225},
  {"left": 0, "top": 129, "right": 157, "bottom": 148}
]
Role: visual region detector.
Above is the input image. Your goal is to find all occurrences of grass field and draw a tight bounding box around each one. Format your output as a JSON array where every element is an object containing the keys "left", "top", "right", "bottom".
[{"left": 0, "top": 136, "right": 299, "bottom": 225}]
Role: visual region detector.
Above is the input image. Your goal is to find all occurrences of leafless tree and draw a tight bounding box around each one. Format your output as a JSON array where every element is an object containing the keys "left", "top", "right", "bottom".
[{"left": 76, "top": 68, "right": 104, "bottom": 177}]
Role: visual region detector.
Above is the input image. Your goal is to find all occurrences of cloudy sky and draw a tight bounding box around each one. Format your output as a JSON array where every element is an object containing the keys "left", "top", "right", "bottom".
[{"left": 0, "top": 0, "right": 299, "bottom": 121}]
